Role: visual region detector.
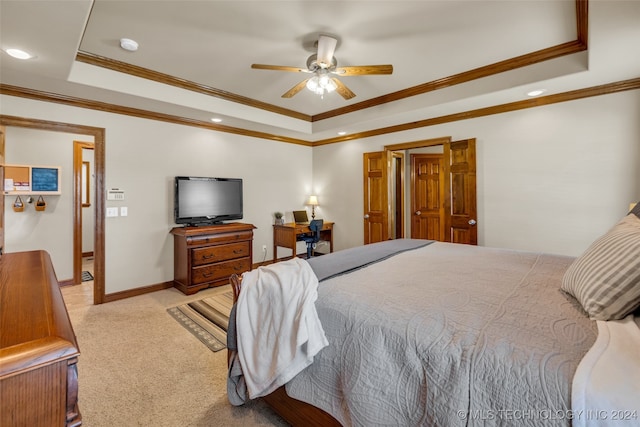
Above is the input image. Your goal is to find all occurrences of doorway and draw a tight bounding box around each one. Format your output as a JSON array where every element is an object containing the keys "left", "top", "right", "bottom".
[
  {"left": 74, "top": 141, "right": 95, "bottom": 287},
  {"left": 363, "top": 137, "right": 477, "bottom": 245},
  {"left": 0, "top": 115, "right": 106, "bottom": 304},
  {"left": 390, "top": 152, "right": 405, "bottom": 239}
]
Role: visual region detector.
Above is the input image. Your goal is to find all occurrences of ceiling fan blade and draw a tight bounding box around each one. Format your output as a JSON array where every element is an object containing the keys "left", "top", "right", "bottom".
[
  {"left": 331, "top": 78, "right": 356, "bottom": 100},
  {"left": 251, "top": 64, "right": 309, "bottom": 73},
  {"left": 282, "top": 78, "right": 311, "bottom": 98},
  {"left": 316, "top": 35, "right": 338, "bottom": 68},
  {"left": 334, "top": 64, "right": 394, "bottom": 76}
]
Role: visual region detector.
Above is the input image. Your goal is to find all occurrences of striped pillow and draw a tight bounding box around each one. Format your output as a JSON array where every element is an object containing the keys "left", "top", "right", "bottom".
[{"left": 561, "top": 214, "right": 640, "bottom": 320}]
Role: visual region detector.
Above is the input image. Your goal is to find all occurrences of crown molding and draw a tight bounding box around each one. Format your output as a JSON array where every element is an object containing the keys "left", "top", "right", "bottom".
[
  {"left": 75, "top": 51, "right": 312, "bottom": 122},
  {"left": 74, "top": 0, "right": 588, "bottom": 124},
  {"left": 0, "top": 84, "right": 312, "bottom": 147},
  {"left": 313, "top": 78, "right": 640, "bottom": 146},
  {"left": 3, "top": 77, "right": 639, "bottom": 148}
]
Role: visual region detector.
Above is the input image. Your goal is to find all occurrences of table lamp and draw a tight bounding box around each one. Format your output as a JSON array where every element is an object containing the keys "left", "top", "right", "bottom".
[{"left": 307, "top": 195, "right": 319, "bottom": 220}]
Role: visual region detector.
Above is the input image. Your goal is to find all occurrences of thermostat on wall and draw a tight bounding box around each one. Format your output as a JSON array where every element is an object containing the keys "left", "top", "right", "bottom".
[{"left": 107, "top": 188, "right": 125, "bottom": 201}]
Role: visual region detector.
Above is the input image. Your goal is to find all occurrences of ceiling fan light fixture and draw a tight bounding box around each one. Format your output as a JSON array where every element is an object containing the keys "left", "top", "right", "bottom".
[
  {"left": 252, "top": 34, "right": 390, "bottom": 100},
  {"left": 306, "top": 76, "right": 319, "bottom": 92},
  {"left": 306, "top": 74, "right": 337, "bottom": 96}
]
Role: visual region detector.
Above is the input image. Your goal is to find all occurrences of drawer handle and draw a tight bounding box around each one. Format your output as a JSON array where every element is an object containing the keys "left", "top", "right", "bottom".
[
  {"left": 202, "top": 254, "right": 214, "bottom": 259},
  {"left": 202, "top": 272, "right": 213, "bottom": 278},
  {"left": 233, "top": 249, "right": 243, "bottom": 254}
]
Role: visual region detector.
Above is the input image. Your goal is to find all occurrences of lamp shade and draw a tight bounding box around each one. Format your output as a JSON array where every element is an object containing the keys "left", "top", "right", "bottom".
[{"left": 307, "top": 195, "right": 319, "bottom": 206}]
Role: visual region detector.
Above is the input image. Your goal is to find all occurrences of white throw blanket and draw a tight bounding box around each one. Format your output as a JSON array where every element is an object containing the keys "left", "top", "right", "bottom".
[
  {"left": 235, "top": 257, "right": 328, "bottom": 399},
  {"left": 572, "top": 315, "right": 640, "bottom": 426}
]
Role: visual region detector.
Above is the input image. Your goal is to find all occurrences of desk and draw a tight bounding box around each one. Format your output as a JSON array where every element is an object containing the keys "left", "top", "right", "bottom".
[{"left": 273, "top": 222, "right": 334, "bottom": 260}]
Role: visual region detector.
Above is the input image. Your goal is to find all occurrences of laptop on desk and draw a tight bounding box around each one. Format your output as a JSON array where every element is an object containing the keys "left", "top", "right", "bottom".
[{"left": 293, "top": 210, "right": 309, "bottom": 225}]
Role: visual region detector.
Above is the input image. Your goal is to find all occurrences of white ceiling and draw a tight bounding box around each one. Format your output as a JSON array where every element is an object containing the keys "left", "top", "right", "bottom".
[{"left": 1, "top": 1, "right": 639, "bottom": 142}]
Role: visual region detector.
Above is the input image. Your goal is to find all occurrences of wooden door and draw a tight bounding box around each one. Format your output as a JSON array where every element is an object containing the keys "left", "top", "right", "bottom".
[
  {"left": 363, "top": 151, "right": 388, "bottom": 244},
  {"left": 411, "top": 154, "right": 445, "bottom": 241},
  {"left": 444, "top": 139, "right": 477, "bottom": 244}
]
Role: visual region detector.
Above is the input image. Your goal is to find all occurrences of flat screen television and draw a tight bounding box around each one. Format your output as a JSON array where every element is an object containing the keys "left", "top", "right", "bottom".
[{"left": 174, "top": 176, "right": 243, "bottom": 226}]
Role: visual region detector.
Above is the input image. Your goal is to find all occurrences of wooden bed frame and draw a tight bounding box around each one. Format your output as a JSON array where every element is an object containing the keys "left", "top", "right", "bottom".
[{"left": 229, "top": 274, "right": 342, "bottom": 427}]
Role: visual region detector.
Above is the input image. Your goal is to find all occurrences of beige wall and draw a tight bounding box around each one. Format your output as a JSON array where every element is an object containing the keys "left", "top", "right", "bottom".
[
  {"left": 1, "top": 95, "right": 312, "bottom": 293},
  {"left": 312, "top": 89, "right": 640, "bottom": 256},
  {"left": 4, "top": 128, "right": 92, "bottom": 280},
  {"left": 2, "top": 88, "right": 639, "bottom": 294}
]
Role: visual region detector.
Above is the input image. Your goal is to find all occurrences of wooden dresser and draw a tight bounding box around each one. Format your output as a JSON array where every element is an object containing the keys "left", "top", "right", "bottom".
[
  {"left": 0, "top": 250, "right": 82, "bottom": 427},
  {"left": 171, "top": 222, "right": 255, "bottom": 295}
]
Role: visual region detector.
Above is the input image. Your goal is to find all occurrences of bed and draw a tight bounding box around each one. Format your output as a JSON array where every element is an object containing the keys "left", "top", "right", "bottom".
[{"left": 227, "top": 207, "right": 640, "bottom": 426}]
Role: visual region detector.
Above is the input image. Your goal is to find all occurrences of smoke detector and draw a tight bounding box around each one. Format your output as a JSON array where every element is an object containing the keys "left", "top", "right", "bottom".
[{"left": 119, "top": 38, "right": 139, "bottom": 52}]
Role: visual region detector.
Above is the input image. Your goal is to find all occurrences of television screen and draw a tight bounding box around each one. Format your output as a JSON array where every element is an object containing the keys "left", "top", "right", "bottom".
[{"left": 175, "top": 176, "right": 243, "bottom": 226}]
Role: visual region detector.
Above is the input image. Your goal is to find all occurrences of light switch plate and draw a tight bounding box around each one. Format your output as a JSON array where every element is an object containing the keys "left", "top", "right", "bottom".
[
  {"left": 120, "top": 207, "right": 128, "bottom": 217},
  {"left": 106, "top": 207, "right": 118, "bottom": 217}
]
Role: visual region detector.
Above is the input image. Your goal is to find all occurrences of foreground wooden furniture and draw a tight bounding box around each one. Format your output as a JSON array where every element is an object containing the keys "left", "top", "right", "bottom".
[
  {"left": 171, "top": 222, "right": 255, "bottom": 295},
  {"left": 228, "top": 273, "right": 341, "bottom": 427},
  {"left": 273, "top": 221, "right": 334, "bottom": 260},
  {"left": 0, "top": 250, "right": 82, "bottom": 427}
]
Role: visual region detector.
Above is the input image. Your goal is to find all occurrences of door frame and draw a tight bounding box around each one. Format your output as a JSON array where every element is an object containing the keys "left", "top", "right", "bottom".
[
  {"left": 366, "top": 135, "right": 477, "bottom": 245},
  {"left": 385, "top": 136, "right": 452, "bottom": 241},
  {"left": 364, "top": 136, "right": 452, "bottom": 244},
  {"left": 0, "top": 125, "right": 5, "bottom": 255},
  {"left": 0, "top": 115, "right": 106, "bottom": 304}
]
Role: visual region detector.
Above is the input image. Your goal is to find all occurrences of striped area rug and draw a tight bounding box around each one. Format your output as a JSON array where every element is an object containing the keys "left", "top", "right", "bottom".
[{"left": 167, "top": 290, "right": 233, "bottom": 352}]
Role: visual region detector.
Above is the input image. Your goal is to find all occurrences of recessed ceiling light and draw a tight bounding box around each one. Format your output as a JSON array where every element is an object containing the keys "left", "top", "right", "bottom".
[
  {"left": 527, "top": 89, "right": 546, "bottom": 97},
  {"left": 119, "top": 38, "right": 139, "bottom": 52},
  {"left": 211, "top": 118, "right": 222, "bottom": 123},
  {"left": 5, "top": 48, "right": 33, "bottom": 60},
  {"left": 337, "top": 131, "right": 347, "bottom": 136}
]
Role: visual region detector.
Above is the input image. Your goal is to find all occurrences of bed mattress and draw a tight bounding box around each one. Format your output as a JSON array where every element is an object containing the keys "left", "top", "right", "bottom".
[{"left": 286, "top": 241, "right": 598, "bottom": 426}]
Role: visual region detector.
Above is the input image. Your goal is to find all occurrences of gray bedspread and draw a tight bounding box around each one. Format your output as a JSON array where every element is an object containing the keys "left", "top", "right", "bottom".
[
  {"left": 308, "top": 238, "right": 434, "bottom": 282},
  {"left": 286, "top": 241, "right": 597, "bottom": 426}
]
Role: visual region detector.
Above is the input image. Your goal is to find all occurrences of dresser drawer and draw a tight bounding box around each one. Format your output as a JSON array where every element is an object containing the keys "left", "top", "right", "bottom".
[
  {"left": 191, "top": 258, "right": 251, "bottom": 285},
  {"left": 172, "top": 223, "right": 255, "bottom": 295},
  {"left": 191, "top": 242, "right": 250, "bottom": 266}
]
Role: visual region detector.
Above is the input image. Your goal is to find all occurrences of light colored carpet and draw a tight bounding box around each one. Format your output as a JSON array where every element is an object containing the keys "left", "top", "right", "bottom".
[{"left": 63, "top": 284, "right": 288, "bottom": 427}]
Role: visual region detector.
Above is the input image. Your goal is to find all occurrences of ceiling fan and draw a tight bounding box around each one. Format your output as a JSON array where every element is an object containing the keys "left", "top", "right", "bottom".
[{"left": 251, "top": 35, "right": 393, "bottom": 100}]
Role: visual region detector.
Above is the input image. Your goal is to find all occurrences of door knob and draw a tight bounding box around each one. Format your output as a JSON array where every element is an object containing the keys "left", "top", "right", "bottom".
[
  {"left": 364, "top": 214, "right": 370, "bottom": 219},
  {"left": 468, "top": 219, "right": 477, "bottom": 225},
  {"left": 415, "top": 211, "right": 421, "bottom": 215}
]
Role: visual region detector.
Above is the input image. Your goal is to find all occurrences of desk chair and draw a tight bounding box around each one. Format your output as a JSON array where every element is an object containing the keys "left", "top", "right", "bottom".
[{"left": 301, "top": 219, "right": 323, "bottom": 259}]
